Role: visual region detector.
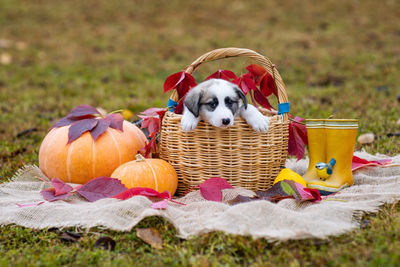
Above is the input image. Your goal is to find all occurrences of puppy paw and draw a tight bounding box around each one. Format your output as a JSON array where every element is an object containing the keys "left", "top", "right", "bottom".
[
  {"left": 181, "top": 115, "right": 199, "bottom": 132},
  {"left": 247, "top": 114, "right": 269, "bottom": 133}
]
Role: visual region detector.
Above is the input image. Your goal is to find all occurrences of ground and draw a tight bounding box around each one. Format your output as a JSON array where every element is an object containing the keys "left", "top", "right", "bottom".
[{"left": 0, "top": 0, "right": 399, "bottom": 265}]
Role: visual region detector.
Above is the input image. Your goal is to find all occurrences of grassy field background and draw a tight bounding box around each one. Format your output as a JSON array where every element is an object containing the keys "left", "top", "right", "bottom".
[{"left": 1, "top": 0, "right": 399, "bottom": 265}]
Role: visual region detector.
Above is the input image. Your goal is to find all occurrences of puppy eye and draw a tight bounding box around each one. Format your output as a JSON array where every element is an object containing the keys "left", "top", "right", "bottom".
[
  {"left": 225, "top": 97, "right": 235, "bottom": 107},
  {"left": 208, "top": 102, "right": 217, "bottom": 108}
]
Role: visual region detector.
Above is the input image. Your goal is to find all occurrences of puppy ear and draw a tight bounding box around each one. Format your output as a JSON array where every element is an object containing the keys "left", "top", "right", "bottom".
[
  {"left": 234, "top": 86, "right": 247, "bottom": 109},
  {"left": 184, "top": 89, "right": 203, "bottom": 118}
]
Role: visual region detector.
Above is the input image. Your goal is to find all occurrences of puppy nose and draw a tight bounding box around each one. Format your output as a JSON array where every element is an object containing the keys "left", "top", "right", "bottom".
[{"left": 222, "top": 118, "right": 231, "bottom": 125}]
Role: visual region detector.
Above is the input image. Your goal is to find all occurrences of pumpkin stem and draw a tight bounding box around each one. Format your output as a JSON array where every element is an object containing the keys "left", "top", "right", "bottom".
[{"left": 136, "top": 154, "right": 146, "bottom": 162}]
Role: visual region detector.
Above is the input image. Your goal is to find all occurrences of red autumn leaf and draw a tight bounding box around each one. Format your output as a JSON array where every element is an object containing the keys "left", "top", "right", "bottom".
[
  {"left": 206, "top": 69, "right": 237, "bottom": 81},
  {"left": 288, "top": 121, "right": 307, "bottom": 160},
  {"left": 51, "top": 178, "right": 73, "bottom": 196},
  {"left": 105, "top": 113, "right": 124, "bottom": 131},
  {"left": 174, "top": 100, "right": 184, "bottom": 114},
  {"left": 76, "top": 177, "right": 128, "bottom": 202},
  {"left": 141, "top": 107, "right": 167, "bottom": 117},
  {"left": 303, "top": 188, "right": 322, "bottom": 202},
  {"left": 246, "top": 64, "right": 267, "bottom": 85},
  {"left": 90, "top": 119, "right": 111, "bottom": 141},
  {"left": 291, "top": 117, "right": 308, "bottom": 145},
  {"left": 199, "top": 177, "right": 234, "bottom": 202},
  {"left": 232, "top": 74, "right": 257, "bottom": 95},
  {"left": 139, "top": 116, "right": 159, "bottom": 138},
  {"left": 351, "top": 155, "right": 392, "bottom": 171},
  {"left": 113, "top": 187, "right": 171, "bottom": 200},
  {"left": 253, "top": 89, "right": 273, "bottom": 110},
  {"left": 67, "top": 118, "right": 98, "bottom": 144},
  {"left": 163, "top": 71, "right": 186, "bottom": 93},
  {"left": 40, "top": 188, "right": 71, "bottom": 202},
  {"left": 66, "top": 105, "right": 100, "bottom": 119},
  {"left": 260, "top": 72, "right": 278, "bottom": 97},
  {"left": 163, "top": 71, "right": 197, "bottom": 99},
  {"left": 156, "top": 109, "right": 167, "bottom": 124},
  {"left": 140, "top": 137, "right": 157, "bottom": 158}
]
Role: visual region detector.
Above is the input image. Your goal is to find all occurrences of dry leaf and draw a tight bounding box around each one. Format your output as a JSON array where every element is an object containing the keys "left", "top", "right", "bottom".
[
  {"left": 396, "top": 118, "right": 400, "bottom": 126},
  {"left": 94, "top": 236, "right": 116, "bottom": 251},
  {"left": 358, "top": 133, "right": 375, "bottom": 144},
  {"left": 0, "top": 53, "right": 12, "bottom": 65},
  {"left": 136, "top": 228, "right": 163, "bottom": 249}
]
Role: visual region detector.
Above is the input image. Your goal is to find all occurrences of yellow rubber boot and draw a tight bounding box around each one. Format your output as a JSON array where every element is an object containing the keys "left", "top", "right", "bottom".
[
  {"left": 303, "top": 119, "right": 326, "bottom": 183},
  {"left": 307, "top": 119, "right": 358, "bottom": 193}
]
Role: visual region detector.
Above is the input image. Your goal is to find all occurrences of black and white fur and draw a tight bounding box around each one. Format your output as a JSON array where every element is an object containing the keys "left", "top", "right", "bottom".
[{"left": 181, "top": 79, "right": 269, "bottom": 132}]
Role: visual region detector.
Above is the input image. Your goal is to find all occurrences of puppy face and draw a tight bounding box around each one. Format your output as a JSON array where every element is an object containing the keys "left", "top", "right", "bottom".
[{"left": 184, "top": 79, "right": 247, "bottom": 128}]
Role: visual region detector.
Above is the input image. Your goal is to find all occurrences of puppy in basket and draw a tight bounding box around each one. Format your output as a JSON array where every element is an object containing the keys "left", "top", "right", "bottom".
[{"left": 181, "top": 79, "right": 270, "bottom": 132}]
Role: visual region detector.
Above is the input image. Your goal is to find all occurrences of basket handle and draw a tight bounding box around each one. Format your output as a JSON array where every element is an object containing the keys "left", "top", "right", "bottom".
[{"left": 169, "top": 47, "right": 289, "bottom": 107}]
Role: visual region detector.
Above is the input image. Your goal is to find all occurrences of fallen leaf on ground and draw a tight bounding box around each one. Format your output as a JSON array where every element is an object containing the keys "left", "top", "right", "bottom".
[
  {"left": 94, "top": 236, "right": 116, "bottom": 251},
  {"left": 60, "top": 231, "right": 81, "bottom": 242},
  {"left": 136, "top": 228, "right": 163, "bottom": 249}
]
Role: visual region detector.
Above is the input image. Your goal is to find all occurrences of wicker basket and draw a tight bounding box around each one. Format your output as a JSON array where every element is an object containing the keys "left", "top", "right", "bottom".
[{"left": 159, "top": 48, "right": 289, "bottom": 195}]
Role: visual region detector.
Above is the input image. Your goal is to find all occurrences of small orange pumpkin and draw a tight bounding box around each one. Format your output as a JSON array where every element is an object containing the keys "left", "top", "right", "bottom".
[
  {"left": 39, "top": 121, "right": 147, "bottom": 184},
  {"left": 111, "top": 154, "right": 178, "bottom": 195}
]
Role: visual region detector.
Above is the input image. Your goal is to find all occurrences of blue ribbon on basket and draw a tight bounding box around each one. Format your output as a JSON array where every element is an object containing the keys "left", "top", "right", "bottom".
[
  {"left": 167, "top": 98, "right": 178, "bottom": 112},
  {"left": 277, "top": 102, "right": 290, "bottom": 119}
]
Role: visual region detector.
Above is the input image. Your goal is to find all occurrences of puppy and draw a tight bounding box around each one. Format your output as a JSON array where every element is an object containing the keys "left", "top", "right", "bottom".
[{"left": 181, "top": 79, "right": 270, "bottom": 132}]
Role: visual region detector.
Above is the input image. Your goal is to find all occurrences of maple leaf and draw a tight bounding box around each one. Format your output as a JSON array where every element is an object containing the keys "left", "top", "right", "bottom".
[
  {"left": 76, "top": 177, "right": 127, "bottom": 202},
  {"left": 206, "top": 69, "right": 237, "bottom": 81},
  {"left": 232, "top": 74, "right": 257, "bottom": 95},
  {"left": 66, "top": 105, "right": 100, "bottom": 119},
  {"left": 163, "top": 71, "right": 197, "bottom": 99}
]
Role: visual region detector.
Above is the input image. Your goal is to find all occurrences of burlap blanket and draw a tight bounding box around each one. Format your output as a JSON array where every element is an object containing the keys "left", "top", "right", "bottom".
[{"left": 1, "top": 151, "right": 399, "bottom": 241}]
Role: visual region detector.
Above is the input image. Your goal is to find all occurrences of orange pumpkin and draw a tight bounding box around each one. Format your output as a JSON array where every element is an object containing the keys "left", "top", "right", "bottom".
[
  {"left": 111, "top": 154, "right": 178, "bottom": 195},
  {"left": 39, "top": 121, "right": 147, "bottom": 184}
]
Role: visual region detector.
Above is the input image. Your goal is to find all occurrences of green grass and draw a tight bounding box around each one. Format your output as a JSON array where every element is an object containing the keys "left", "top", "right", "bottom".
[{"left": 0, "top": 0, "right": 399, "bottom": 265}]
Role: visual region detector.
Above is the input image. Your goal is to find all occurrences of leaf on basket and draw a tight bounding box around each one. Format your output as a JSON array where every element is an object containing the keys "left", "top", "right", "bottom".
[
  {"left": 206, "top": 69, "right": 237, "bottom": 81},
  {"left": 199, "top": 177, "right": 234, "bottom": 202},
  {"left": 246, "top": 64, "right": 267, "bottom": 85},
  {"left": 260, "top": 72, "right": 278, "bottom": 97},
  {"left": 163, "top": 71, "right": 197, "bottom": 99},
  {"left": 351, "top": 155, "right": 392, "bottom": 171},
  {"left": 232, "top": 74, "right": 257, "bottom": 95},
  {"left": 253, "top": 88, "right": 273, "bottom": 110},
  {"left": 288, "top": 117, "right": 308, "bottom": 160},
  {"left": 76, "top": 177, "right": 128, "bottom": 202}
]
